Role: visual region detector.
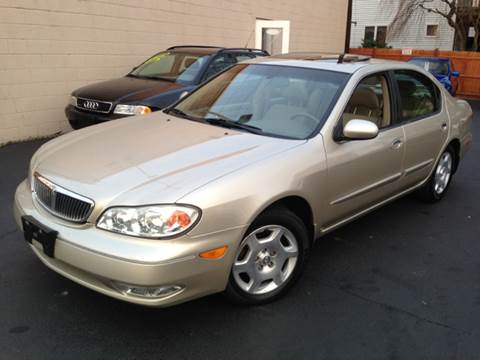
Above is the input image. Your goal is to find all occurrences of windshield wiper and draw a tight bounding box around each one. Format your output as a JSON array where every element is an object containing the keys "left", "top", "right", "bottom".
[
  {"left": 152, "top": 76, "right": 175, "bottom": 82},
  {"left": 166, "top": 108, "right": 264, "bottom": 135},
  {"left": 127, "top": 74, "right": 175, "bottom": 82},
  {"left": 205, "top": 111, "right": 236, "bottom": 122},
  {"left": 203, "top": 113, "right": 264, "bottom": 135},
  {"left": 165, "top": 108, "right": 201, "bottom": 121}
]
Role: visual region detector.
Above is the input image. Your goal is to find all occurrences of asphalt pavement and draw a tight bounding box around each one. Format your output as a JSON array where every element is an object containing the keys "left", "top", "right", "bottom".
[{"left": 1, "top": 102, "right": 479, "bottom": 360}]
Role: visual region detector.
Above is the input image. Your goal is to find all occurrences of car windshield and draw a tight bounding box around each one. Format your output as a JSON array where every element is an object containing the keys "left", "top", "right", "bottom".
[
  {"left": 130, "top": 51, "right": 210, "bottom": 84},
  {"left": 172, "top": 64, "right": 348, "bottom": 139},
  {"left": 409, "top": 59, "right": 449, "bottom": 76}
]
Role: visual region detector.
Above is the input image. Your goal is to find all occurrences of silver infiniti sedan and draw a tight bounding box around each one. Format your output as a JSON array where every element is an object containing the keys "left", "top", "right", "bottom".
[{"left": 14, "top": 54, "right": 473, "bottom": 306}]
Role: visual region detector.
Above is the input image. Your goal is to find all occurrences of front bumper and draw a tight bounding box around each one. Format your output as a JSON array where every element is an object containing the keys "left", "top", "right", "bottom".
[
  {"left": 65, "top": 105, "right": 126, "bottom": 130},
  {"left": 14, "top": 180, "right": 246, "bottom": 307}
]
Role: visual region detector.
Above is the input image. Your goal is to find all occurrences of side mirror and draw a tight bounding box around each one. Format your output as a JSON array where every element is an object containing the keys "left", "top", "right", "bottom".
[
  {"left": 343, "top": 119, "right": 379, "bottom": 140},
  {"left": 452, "top": 71, "right": 460, "bottom": 78}
]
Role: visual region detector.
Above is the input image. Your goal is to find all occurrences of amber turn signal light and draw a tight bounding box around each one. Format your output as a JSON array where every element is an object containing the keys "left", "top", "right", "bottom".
[{"left": 199, "top": 246, "right": 228, "bottom": 259}]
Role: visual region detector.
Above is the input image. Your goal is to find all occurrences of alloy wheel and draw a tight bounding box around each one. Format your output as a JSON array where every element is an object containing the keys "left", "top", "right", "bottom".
[
  {"left": 434, "top": 152, "right": 453, "bottom": 195},
  {"left": 232, "top": 225, "right": 299, "bottom": 295}
]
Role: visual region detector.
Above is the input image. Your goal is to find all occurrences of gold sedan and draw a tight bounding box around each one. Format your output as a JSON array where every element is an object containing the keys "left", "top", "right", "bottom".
[{"left": 14, "top": 54, "right": 473, "bottom": 306}]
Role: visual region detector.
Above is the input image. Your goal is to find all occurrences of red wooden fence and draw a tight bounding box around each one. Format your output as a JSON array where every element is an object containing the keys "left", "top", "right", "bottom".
[{"left": 350, "top": 48, "right": 480, "bottom": 99}]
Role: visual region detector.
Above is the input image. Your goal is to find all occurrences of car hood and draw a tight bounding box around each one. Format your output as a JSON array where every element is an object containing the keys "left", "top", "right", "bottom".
[
  {"left": 72, "top": 76, "right": 185, "bottom": 103},
  {"left": 33, "top": 113, "right": 305, "bottom": 207}
]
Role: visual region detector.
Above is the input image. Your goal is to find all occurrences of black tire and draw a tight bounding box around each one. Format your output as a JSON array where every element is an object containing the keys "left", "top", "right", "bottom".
[
  {"left": 225, "top": 206, "right": 309, "bottom": 305},
  {"left": 416, "top": 145, "right": 456, "bottom": 202}
]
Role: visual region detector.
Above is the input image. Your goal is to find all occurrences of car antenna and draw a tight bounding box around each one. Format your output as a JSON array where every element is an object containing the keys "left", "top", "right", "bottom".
[
  {"left": 244, "top": 28, "right": 255, "bottom": 48},
  {"left": 338, "top": 54, "right": 345, "bottom": 64}
]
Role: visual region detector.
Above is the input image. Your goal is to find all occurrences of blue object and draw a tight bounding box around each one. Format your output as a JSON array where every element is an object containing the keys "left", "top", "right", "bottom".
[{"left": 408, "top": 57, "right": 459, "bottom": 96}]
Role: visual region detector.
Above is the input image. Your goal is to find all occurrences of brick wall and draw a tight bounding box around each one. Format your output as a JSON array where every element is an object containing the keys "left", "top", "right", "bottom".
[{"left": 0, "top": 0, "right": 348, "bottom": 145}]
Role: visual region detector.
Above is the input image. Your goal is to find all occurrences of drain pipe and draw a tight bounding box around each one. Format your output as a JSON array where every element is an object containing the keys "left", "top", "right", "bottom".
[{"left": 344, "top": 0, "right": 353, "bottom": 53}]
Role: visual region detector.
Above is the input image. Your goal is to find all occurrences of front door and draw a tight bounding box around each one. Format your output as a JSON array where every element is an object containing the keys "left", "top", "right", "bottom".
[{"left": 322, "top": 73, "right": 405, "bottom": 227}]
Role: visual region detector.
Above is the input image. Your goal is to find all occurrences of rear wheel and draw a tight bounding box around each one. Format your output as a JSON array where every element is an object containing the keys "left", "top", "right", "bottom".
[
  {"left": 225, "top": 207, "right": 309, "bottom": 305},
  {"left": 417, "top": 146, "right": 455, "bottom": 202}
]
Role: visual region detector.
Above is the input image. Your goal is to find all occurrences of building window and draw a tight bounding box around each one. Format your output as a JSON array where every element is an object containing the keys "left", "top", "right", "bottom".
[
  {"left": 426, "top": 24, "right": 439, "bottom": 37},
  {"left": 364, "top": 26, "right": 387, "bottom": 46},
  {"left": 376, "top": 26, "right": 387, "bottom": 46},
  {"left": 364, "top": 26, "right": 375, "bottom": 42}
]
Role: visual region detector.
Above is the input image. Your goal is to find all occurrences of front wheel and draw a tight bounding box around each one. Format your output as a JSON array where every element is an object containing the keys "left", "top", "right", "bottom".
[
  {"left": 225, "top": 207, "right": 309, "bottom": 305},
  {"left": 417, "top": 146, "right": 455, "bottom": 202}
]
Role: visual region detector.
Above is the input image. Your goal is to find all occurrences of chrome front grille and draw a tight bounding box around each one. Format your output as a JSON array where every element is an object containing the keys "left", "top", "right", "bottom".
[{"left": 33, "top": 174, "right": 94, "bottom": 223}]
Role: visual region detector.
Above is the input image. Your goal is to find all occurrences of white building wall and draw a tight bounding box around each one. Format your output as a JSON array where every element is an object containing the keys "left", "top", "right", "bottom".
[{"left": 351, "top": 0, "right": 455, "bottom": 50}]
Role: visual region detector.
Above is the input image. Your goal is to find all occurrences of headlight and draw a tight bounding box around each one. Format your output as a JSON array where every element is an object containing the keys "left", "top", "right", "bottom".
[
  {"left": 113, "top": 104, "right": 152, "bottom": 116},
  {"left": 97, "top": 205, "right": 200, "bottom": 238},
  {"left": 69, "top": 96, "right": 77, "bottom": 106}
]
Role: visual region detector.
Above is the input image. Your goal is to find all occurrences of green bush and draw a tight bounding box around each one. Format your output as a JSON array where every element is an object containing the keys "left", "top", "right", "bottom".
[{"left": 361, "top": 38, "right": 391, "bottom": 48}]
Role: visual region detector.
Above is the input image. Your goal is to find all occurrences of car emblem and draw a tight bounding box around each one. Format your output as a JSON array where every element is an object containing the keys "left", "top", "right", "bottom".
[{"left": 83, "top": 100, "right": 99, "bottom": 110}]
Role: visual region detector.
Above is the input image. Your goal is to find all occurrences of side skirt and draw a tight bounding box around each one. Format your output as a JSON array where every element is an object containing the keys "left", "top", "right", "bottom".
[{"left": 318, "top": 178, "right": 428, "bottom": 237}]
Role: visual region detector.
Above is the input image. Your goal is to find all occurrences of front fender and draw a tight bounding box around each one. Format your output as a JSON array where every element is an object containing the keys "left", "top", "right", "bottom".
[{"left": 178, "top": 137, "right": 327, "bottom": 241}]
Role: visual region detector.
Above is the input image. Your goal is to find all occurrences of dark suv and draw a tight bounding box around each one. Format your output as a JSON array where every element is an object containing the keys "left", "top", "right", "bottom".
[{"left": 66, "top": 45, "right": 269, "bottom": 129}]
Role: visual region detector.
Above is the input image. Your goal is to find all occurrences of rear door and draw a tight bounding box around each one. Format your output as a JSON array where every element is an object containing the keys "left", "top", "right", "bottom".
[{"left": 392, "top": 70, "right": 448, "bottom": 189}]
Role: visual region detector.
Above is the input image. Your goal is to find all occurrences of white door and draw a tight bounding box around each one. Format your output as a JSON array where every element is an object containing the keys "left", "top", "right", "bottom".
[{"left": 255, "top": 20, "right": 290, "bottom": 55}]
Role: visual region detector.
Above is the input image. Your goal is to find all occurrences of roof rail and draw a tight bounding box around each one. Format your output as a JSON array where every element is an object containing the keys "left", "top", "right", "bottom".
[
  {"left": 167, "top": 45, "right": 270, "bottom": 56},
  {"left": 167, "top": 45, "right": 224, "bottom": 50},
  {"left": 219, "top": 48, "right": 270, "bottom": 55},
  {"left": 274, "top": 52, "right": 370, "bottom": 63}
]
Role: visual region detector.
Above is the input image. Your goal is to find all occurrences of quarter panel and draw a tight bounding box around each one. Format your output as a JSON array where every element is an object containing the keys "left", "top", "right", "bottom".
[{"left": 445, "top": 93, "right": 473, "bottom": 160}]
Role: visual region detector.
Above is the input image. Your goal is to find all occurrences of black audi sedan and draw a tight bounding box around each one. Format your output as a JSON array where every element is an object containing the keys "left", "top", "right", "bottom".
[{"left": 66, "top": 45, "right": 269, "bottom": 129}]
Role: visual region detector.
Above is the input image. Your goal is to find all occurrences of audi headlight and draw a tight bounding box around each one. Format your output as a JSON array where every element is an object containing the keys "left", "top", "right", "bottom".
[
  {"left": 69, "top": 96, "right": 77, "bottom": 106},
  {"left": 97, "top": 205, "right": 200, "bottom": 238},
  {"left": 113, "top": 104, "right": 152, "bottom": 116}
]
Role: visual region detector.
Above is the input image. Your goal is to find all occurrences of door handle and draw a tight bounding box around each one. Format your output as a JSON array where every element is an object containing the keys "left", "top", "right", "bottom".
[
  {"left": 441, "top": 123, "right": 448, "bottom": 131},
  {"left": 391, "top": 139, "right": 403, "bottom": 150}
]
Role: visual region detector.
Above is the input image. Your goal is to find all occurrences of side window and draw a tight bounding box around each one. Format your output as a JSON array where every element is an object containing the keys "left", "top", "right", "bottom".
[
  {"left": 233, "top": 53, "right": 256, "bottom": 63},
  {"left": 394, "top": 70, "right": 440, "bottom": 121},
  {"left": 204, "top": 54, "right": 236, "bottom": 80},
  {"left": 341, "top": 74, "right": 391, "bottom": 129}
]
